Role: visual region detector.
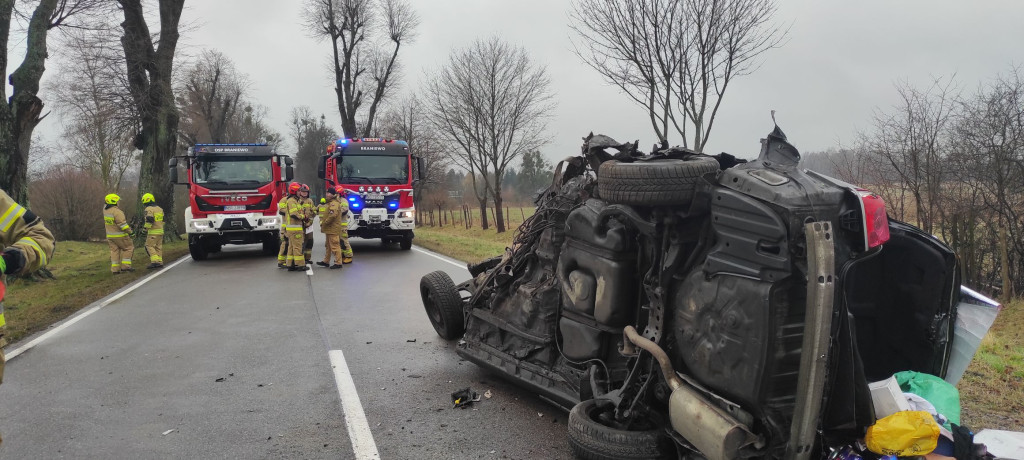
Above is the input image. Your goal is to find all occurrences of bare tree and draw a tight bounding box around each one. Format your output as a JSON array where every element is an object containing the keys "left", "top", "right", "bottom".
[
  {"left": 177, "top": 49, "right": 247, "bottom": 144},
  {"left": 49, "top": 29, "right": 137, "bottom": 190},
  {"left": 571, "top": 0, "right": 785, "bottom": 151},
  {"left": 859, "top": 78, "right": 956, "bottom": 235},
  {"left": 289, "top": 107, "right": 337, "bottom": 197},
  {"left": 426, "top": 37, "right": 554, "bottom": 233},
  {"left": 302, "top": 0, "right": 418, "bottom": 138},
  {"left": 0, "top": 0, "right": 108, "bottom": 203},
  {"left": 951, "top": 69, "right": 1024, "bottom": 297},
  {"left": 117, "top": 0, "right": 185, "bottom": 237}
]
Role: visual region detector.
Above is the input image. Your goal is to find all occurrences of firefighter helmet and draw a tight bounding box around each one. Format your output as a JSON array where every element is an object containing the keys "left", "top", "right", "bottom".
[
  {"left": 105, "top": 193, "right": 121, "bottom": 205},
  {"left": 320, "top": 197, "right": 326, "bottom": 203},
  {"left": 288, "top": 182, "right": 301, "bottom": 194},
  {"left": 299, "top": 184, "right": 310, "bottom": 193},
  {"left": 141, "top": 193, "right": 155, "bottom": 204},
  {"left": 334, "top": 185, "right": 346, "bottom": 195}
]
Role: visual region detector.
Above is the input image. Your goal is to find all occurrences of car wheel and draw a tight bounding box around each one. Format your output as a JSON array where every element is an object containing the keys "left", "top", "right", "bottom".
[
  {"left": 419, "top": 271, "right": 465, "bottom": 340},
  {"left": 597, "top": 157, "right": 720, "bottom": 206},
  {"left": 567, "top": 399, "right": 674, "bottom": 460},
  {"left": 400, "top": 235, "right": 413, "bottom": 250}
]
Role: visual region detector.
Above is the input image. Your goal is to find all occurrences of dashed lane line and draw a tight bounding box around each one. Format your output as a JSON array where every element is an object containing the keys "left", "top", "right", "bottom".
[
  {"left": 4, "top": 256, "right": 190, "bottom": 360},
  {"left": 329, "top": 349, "right": 381, "bottom": 460}
]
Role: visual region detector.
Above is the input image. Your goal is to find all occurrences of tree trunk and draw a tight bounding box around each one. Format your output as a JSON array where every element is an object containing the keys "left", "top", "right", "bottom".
[
  {"left": 494, "top": 194, "right": 505, "bottom": 233},
  {"left": 478, "top": 198, "right": 488, "bottom": 231},
  {"left": 0, "top": 0, "right": 59, "bottom": 205}
]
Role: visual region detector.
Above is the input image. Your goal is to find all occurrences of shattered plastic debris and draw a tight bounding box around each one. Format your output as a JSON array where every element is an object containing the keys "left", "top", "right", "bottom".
[
  {"left": 162, "top": 429, "right": 176, "bottom": 435},
  {"left": 484, "top": 389, "right": 492, "bottom": 399},
  {"left": 451, "top": 387, "right": 480, "bottom": 408}
]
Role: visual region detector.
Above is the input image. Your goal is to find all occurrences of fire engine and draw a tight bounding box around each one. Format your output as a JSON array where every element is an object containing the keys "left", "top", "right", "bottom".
[
  {"left": 169, "top": 143, "right": 294, "bottom": 261},
  {"left": 317, "top": 138, "right": 422, "bottom": 249}
]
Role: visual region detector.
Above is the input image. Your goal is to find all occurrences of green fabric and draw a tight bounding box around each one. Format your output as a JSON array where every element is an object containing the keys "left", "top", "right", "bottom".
[{"left": 894, "top": 370, "right": 960, "bottom": 430}]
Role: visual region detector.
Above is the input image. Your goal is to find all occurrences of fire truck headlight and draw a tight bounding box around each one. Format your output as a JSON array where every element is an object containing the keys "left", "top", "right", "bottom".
[
  {"left": 397, "top": 211, "right": 413, "bottom": 219},
  {"left": 192, "top": 221, "right": 211, "bottom": 230},
  {"left": 261, "top": 216, "right": 280, "bottom": 226}
]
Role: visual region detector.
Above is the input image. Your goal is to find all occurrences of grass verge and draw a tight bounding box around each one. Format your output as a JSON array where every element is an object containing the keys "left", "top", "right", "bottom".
[
  {"left": 417, "top": 223, "right": 1024, "bottom": 432},
  {"left": 959, "top": 298, "right": 1024, "bottom": 431},
  {"left": 2, "top": 238, "right": 189, "bottom": 345},
  {"left": 414, "top": 224, "right": 515, "bottom": 264}
]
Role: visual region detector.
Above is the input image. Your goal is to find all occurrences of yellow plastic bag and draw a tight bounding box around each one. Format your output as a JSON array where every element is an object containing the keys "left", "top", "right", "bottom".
[{"left": 866, "top": 411, "right": 940, "bottom": 456}]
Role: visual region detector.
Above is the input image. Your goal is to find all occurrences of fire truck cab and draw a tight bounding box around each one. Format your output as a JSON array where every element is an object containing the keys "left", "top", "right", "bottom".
[
  {"left": 317, "top": 138, "right": 422, "bottom": 250},
  {"left": 169, "top": 143, "right": 294, "bottom": 261}
]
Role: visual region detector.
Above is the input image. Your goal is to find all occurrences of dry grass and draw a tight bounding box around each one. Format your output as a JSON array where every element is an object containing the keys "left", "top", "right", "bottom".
[
  {"left": 959, "top": 299, "right": 1024, "bottom": 431},
  {"left": 2, "top": 238, "right": 189, "bottom": 345}
]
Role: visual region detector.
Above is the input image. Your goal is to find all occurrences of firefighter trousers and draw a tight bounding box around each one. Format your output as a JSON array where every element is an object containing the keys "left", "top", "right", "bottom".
[
  {"left": 278, "top": 231, "right": 288, "bottom": 264},
  {"left": 340, "top": 233, "right": 353, "bottom": 263},
  {"left": 323, "top": 233, "right": 342, "bottom": 264},
  {"left": 303, "top": 231, "right": 314, "bottom": 262},
  {"left": 145, "top": 233, "right": 163, "bottom": 264},
  {"left": 108, "top": 236, "right": 134, "bottom": 273},
  {"left": 287, "top": 229, "right": 306, "bottom": 268}
]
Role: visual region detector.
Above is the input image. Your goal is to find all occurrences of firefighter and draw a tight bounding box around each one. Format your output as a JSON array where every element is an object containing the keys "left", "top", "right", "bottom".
[
  {"left": 318, "top": 197, "right": 327, "bottom": 221},
  {"left": 284, "top": 182, "right": 307, "bottom": 271},
  {"left": 0, "top": 188, "right": 56, "bottom": 423},
  {"left": 298, "top": 184, "right": 315, "bottom": 265},
  {"left": 141, "top": 193, "right": 164, "bottom": 269},
  {"left": 338, "top": 188, "right": 353, "bottom": 264},
  {"left": 277, "top": 183, "right": 299, "bottom": 268},
  {"left": 103, "top": 193, "right": 134, "bottom": 273},
  {"left": 316, "top": 186, "right": 345, "bottom": 269}
]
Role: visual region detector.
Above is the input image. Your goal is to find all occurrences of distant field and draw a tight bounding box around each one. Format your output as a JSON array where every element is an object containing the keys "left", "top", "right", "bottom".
[
  {"left": 2, "top": 238, "right": 190, "bottom": 344},
  {"left": 415, "top": 219, "right": 1023, "bottom": 432}
]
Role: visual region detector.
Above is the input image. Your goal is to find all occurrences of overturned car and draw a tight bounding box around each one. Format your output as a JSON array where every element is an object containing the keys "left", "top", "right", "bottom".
[{"left": 419, "top": 127, "right": 965, "bottom": 459}]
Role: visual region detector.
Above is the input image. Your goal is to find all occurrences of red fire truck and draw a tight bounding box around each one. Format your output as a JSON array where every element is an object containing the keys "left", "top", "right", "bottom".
[
  {"left": 169, "top": 143, "right": 294, "bottom": 261},
  {"left": 317, "top": 138, "right": 422, "bottom": 249}
]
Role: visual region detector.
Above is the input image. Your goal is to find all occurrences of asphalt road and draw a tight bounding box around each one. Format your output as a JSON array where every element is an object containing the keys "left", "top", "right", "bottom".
[{"left": 0, "top": 233, "right": 570, "bottom": 460}]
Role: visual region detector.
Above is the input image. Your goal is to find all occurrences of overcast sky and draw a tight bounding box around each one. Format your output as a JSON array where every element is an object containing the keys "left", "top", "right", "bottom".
[{"left": 30, "top": 0, "right": 1024, "bottom": 164}]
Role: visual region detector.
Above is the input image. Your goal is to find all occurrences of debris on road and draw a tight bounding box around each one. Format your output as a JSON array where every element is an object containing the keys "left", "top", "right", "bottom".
[
  {"left": 215, "top": 377, "right": 225, "bottom": 382},
  {"left": 408, "top": 374, "right": 422, "bottom": 378},
  {"left": 162, "top": 429, "right": 175, "bottom": 435},
  {"left": 484, "top": 389, "right": 492, "bottom": 399},
  {"left": 406, "top": 338, "right": 416, "bottom": 343},
  {"left": 451, "top": 387, "right": 480, "bottom": 408}
]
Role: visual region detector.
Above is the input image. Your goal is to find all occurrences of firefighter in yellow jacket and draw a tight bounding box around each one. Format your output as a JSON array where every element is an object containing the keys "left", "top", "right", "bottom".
[
  {"left": 338, "top": 188, "right": 353, "bottom": 264},
  {"left": 103, "top": 193, "right": 134, "bottom": 273},
  {"left": 1, "top": 187, "right": 57, "bottom": 413},
  {"left": 284, "top": 183, "right": 307, "bottom": 271},
  {"left": 298, "top": 184, "right": 315, "bottom": 265},
  {"left": 141, "top": 193, "right": 164, "bottom": 269},
  {"left": 277, "top": 185, "right": 299, "bottom": 268},
  {"left": 315, "top": 186, "right": 346, "bottom": 269}
]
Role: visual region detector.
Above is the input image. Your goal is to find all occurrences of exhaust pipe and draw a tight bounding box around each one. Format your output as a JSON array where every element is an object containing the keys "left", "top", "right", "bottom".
[{"left": 622, "top": 326, "right": 759, "bottom": 460}]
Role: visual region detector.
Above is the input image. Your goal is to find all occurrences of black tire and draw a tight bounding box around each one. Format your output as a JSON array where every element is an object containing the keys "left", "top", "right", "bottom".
[
  {"left": 419, "top": 270, "right": 465, "bottom": 340},
  {"left": 262, "top": 238, "right": 278, "bottom": 256},
  {"left": 598, "top": 157, "right": 719, "bottom": 206},
  {"left": 188, "top": 239, "right": 208, "bottom": 261},
  {"left": 567, "top": 399, "right": 674, "bottom": 460},
  {"left": 400, "top": 235, "right": 413, "bottom": 250}
]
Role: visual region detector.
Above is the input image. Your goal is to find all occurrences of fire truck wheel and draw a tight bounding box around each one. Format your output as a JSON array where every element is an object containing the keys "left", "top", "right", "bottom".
[
  {"left": 597, "top": 157, "right": 720, "bottom": 206},
  {"left": 400, "top": 235, "right": 413, "bottom": 250},
  {"left": 420, "top": 271, "right": 465, "bottom": 340},
  {"left": 262, "top": 239, "right": 278, "bottom": 256},
  {"left": 188, "top": 238, "right": 209, "bottom": 261}
]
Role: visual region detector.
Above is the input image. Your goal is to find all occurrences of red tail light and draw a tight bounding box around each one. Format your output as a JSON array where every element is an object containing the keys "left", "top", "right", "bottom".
[{"left": 856, "top": 189, "right": 890, "bottom": 249}]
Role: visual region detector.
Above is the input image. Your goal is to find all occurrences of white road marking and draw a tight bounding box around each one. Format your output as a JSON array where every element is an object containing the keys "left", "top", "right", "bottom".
[
  {"left": 329, "top": 349, "right": 380, "bottom": 460},
  {"left": 411, "top": 246, "right": 467, "bottom": 270},
  {"left": 4, "top": 256, "right": 190, "bottom": 360}
]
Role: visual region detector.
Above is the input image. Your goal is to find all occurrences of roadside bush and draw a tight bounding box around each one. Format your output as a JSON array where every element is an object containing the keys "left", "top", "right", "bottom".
[{"left": 28, "top": 165, "right": 106, "bottom": 240}]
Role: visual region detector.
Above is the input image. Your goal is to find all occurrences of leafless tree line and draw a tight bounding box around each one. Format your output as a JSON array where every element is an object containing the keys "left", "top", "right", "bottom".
[
  {"left": 571, "top": 0, "right": 786, "bottom": 152},
  {"left": 829, "top": 71, "right": 1024, "bottom": 299}
]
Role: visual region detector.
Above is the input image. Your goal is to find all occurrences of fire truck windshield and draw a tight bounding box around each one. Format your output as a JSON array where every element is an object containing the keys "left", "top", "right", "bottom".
[
  {"left": 338, "top": 155, "right": 408, "bottom": 185},
  {"left": 193, "top": 156, "right": 273, "bottom": 190}
]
